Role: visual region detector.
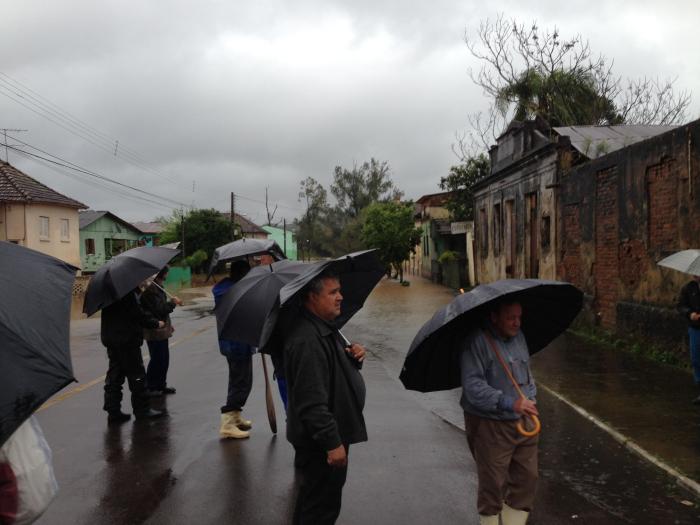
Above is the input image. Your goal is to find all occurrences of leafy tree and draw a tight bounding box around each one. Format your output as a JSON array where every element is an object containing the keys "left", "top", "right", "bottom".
[
  {"left": 459, "top": 15, "right": 691, "bottom": 153},
  {"left": 159, "top": 208, "right": 231, "bottom": 269},
  {"left": 297, "top": 177, "right": 330, "bottom": 258},
  {"left": 362, "top": 201, "right": 422, "bottom": 283},
  {"left": 439, "top": 154, "right": 490, "bottom": 221},
  {"left": 331, "top": 158, "right": 398, "bottom": 218}
]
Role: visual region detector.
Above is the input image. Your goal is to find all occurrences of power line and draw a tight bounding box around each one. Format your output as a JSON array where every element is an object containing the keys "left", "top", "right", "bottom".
[
  {"left": 0, "top": 72, "right": 180, "bottom": 184},
  {"left": 2, "top": 136, "right": 187, "bottom": 208}
]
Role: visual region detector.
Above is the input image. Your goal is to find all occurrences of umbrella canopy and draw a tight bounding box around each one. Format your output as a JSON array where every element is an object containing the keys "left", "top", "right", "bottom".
[
  {"left": 208, "top": 238, "right": 286, "bottom": 276},
  {"left": 0, "top": 242, "right": 78, "bottom": 446},
  {"left": 658, "top": 249, "right": 700, "bottom": 276},
  {"left": 215, "top": 259, "right": 309, "bottom": 346},
  {"left": 83, "top": 246, "right": 180, "bottom": 316},
  {"left": 400, "top": 279, "right": 583, "bottom": 393}
]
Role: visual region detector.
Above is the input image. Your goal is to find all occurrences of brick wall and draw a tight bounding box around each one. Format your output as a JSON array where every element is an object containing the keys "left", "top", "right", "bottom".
[
  {"left": 559, "top": 203, "right": 581, "bottom": 287},
  {"left": 647, "top": 158, "right": 678, "bottom": 254},
  {"left": 594, "top": 166, "right": 619, "bottom": 328}
]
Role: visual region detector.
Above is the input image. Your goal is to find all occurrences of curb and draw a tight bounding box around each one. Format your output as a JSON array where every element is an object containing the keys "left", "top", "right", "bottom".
[{"left": 538, "top": 383, "right": 700, "bottom": 498}]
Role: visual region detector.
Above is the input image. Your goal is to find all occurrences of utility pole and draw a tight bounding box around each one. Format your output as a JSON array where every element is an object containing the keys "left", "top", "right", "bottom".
[
  {"left": 180, "top": 207, "right": 186, "bottom": 258},
  {"left": 283, "top": 218, "right": 287, "bottom": 257},
  {"left": 230, "top": 191, "right": 236, "bottom": 241},
  {"left": 0, "top": 129, "right": 27, "bottom": 162}
]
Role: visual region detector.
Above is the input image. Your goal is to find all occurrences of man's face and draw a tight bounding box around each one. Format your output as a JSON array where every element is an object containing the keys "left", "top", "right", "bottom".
[
  {"left": 490, "top": 302, "right": 522, "bottom": 339},
  {"left": 259, "top": 254, "right": 275, "bottom": 265},
  {"left": 306, "top": 277, "right": 343, "bottom": 321}
]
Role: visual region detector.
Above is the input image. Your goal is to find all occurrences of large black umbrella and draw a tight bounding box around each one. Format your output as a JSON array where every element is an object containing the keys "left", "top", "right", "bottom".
[
  {"left": 215, "top": 259, "right": 309, "bottom": 346},
  {"left": 0, "top": 242, "right": 78, "bottom": 446},
  {"left": 83, "top": 246, "right": 180, "bottom": 316},
  {"left": 208, "top": 238, "right": 286, "bottom": 276},
  {"left": 400, "top": 279, "right": 583, "bottom": 393},
  {"left": 275, "top": 249, "right": 385, "bottom": 331}
]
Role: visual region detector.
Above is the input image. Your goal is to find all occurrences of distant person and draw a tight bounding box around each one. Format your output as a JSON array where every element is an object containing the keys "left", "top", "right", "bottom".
[
  {"left": 677, "top": 275, "right": 700, "bottom": 404},
  {"left": 141, "top": 266, "right": 182, "bottom": 396},
  {"left": 460, "top": 300, "right": 538, "bottom": 525},
  {"left": 101, "top": 289, "right": 166, "bottom": 423},
  {"left": 284, "top": 270, "right": 367, "bottom": 524},
  {"left": 213, "top": 260, "right": 255, "bottom": 439}
]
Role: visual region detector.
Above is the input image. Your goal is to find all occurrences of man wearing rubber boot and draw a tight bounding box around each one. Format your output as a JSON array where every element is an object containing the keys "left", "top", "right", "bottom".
[
  {"left": 102, "top": 288, "right": 167, "bottom": 423},
  {"left": 284, "top": 270, "right": 367, "bottom": 524},
  {"left": 460, "top": 300, "right": 538, "bottom": 525}
]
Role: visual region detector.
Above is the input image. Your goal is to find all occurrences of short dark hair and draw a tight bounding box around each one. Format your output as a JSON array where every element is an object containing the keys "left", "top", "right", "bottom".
[
  {"left": 489, "top": 298, "right": 521, "bottom": 315},
  {"left": 229, "top": 259, "right": 251, "bottom": 283},
  {"left": 304, "top": 269, "right": 339, "bottom": 298}
]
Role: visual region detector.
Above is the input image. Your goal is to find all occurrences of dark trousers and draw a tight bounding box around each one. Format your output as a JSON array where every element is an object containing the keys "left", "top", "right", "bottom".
[
  {"left": 293, "top": 447, "right": 348, "bottom": 525},
  {"left": 464, "top": 413, "right": 538, "bottom": 515},
  {"left": 220, "top": 354, "right": 253, "bottom": 413},
  {"left": 103, "top": 345, "right": 149, "bottom": 415},
  {"left": 146, "top": 339, "right": 170, "bottom": 391}
]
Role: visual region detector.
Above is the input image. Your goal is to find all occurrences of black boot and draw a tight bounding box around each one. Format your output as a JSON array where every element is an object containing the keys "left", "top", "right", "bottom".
[
  {"left": 134, "top": 408, "right": 166, "bottom": 420},
  {"left": 108, "top": 411, "right": 131, "bottom": 424}
]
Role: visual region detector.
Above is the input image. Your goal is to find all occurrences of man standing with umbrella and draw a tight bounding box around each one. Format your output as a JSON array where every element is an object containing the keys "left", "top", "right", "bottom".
[
  {"left": 102, "top": 289, "right": 167, "bottom": 423},
  {"left": 677, "top": 274, "right": 700, "bottom": 404},
  {"left": 284, "top": 270, "right": 368, "bottom": 525},
  {"left": 461, "top": 300, "right": 538, "bottom": 525}
]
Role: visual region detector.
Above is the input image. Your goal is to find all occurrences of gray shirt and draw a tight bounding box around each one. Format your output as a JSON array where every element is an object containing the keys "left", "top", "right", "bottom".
[{"left": 460, "top": 327, "right": 537, "bottom": 421}]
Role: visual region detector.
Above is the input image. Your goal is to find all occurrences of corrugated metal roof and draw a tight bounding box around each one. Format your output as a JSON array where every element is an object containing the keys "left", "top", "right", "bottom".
[
  {"left": 0, "top": 161, "right": 86, "bottom": 208},
  {"left": 553, "top": 125, "right": 678, "bottom": 159},
  {"left": 132, "top": 221, "right": 163, "bottom": 234}
]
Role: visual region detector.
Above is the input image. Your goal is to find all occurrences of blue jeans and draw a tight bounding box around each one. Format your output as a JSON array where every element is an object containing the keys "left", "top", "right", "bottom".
[
  {"left": 689, "top": 328, "right": 700, "bottom": 384},
  {"left": 146, "top": 339, "right": 170, "bottom": 391}
]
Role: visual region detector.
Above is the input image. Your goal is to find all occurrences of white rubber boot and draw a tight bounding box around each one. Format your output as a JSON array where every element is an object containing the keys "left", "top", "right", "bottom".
[
  {"left": 219, "top": 412, "right": 250, "bottom": 439},
  {"left": 478, "top": 514, "right": 500, "bottom": 525},
  {"left": 501, "top": 503, "right": 529, "bottom": 525},
  {"left": 231, "top": 410, "right": 252, "bottom": 430}
]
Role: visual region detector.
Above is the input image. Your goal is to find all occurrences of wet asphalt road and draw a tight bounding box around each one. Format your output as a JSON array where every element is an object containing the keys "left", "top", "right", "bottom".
[{"left": 34, "top": 278, "right": 700, "bottom": 524}]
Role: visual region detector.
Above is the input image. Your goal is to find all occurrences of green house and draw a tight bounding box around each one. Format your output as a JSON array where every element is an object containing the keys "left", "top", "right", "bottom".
[
  {"left": 79, "top": 210, "right": 144, "bottom": 273},
  {"left": 263, "top": 225, "right": 297, "bottom": 260}
]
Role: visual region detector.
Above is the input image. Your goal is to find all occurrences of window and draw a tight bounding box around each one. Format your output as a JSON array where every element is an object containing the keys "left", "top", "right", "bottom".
[
  {"left": 60, "top": 218, "right": 70, "bottom": 241},
  {"left": 493, "top": 203, "right": 502, "bottom": 256},
  {"left": 541, "top": 216, "right": 551, "bottom": 251},
  {"left": 85, "top": 238, "right": 95, "bottom": 255},
  {"left": 479, "top": 208, "right": 489, "bottom": 257},
  {"left": 39, "top": 216, "right": 50, "bottom": 240}
]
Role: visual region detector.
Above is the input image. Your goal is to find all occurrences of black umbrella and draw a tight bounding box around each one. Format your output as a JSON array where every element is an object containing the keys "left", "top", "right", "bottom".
[
  {"left": 83, "top": 246, "right": 180, "bottom": 316},
  {"left": 275, "top": 250, "right": 386, "bottom": 332},
  {"left": 0, "top": 242, "right": 78, "bottom": 447},
  {"left": 215, "top": 259, "right": 309, "bottom": 346},
  {"left": 399, "top": 279, "right": 583, "bottom": 393},
  {"left": 208, "top": 238, "right": 286, "bottom": 276}
]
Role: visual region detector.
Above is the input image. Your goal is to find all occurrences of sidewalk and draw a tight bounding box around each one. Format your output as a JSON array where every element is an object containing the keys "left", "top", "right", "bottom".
[{"left": 531, "top": 330, "right": 700, "bottom": 493}]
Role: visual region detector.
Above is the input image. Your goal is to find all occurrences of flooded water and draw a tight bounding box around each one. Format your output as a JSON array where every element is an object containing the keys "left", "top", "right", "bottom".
[{"left": 70, "top": 286, "right": 213, "bottom": 320}]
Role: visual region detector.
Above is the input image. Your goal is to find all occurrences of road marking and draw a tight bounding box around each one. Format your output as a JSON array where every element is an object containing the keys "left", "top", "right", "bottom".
[{"left": 36, "top": 326, "right": 213, "bottom": 412}]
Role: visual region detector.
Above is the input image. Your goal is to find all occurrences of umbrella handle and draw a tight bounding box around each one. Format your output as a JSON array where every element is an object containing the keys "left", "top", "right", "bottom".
[{"left": 517, "top": 414, "right": 541, "bottom": 437}]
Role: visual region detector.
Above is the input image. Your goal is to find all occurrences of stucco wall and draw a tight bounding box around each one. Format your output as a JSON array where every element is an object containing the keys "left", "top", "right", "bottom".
[
  {"left": 474, "top": 148, "right": 558, "bottom": 284},
  {"left": 1, "top": 203, "right": 81, "bottom": 267}
]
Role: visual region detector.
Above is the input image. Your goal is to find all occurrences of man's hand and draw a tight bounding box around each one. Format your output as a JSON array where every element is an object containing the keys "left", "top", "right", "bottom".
[
  {"left": 514, "top": 398, "right": 539, "bottom": 416},
  {"left": 157, "top": 321, "right": 166, "bottom": 329},
  {"left": 172, "top": 296, "right": 183, "bottom": 306},
  {"left": 691, "top": 312, "right": 700, "bottom": 322},
  {"left": 346, "top": 343, "right": 366, "bottom": 363},
  {"left": 327, "top": 445, "right": 347, "bottom": 468}
]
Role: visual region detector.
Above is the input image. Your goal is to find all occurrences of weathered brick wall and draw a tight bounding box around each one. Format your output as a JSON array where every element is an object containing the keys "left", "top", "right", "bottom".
[
  {"left": 594, "top": 167, "right": 619, "bottom": 328},
  {"left": 558, "top": 119, "right": 700, "bottom": 351}
]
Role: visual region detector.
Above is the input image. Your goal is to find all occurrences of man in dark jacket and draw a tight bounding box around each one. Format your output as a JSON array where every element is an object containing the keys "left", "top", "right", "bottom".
[
  {"left": 678, "top": 275, "right": 700, "bottom": 404},
  {"left": 284, "top": 270, "right": 367, "bottom": 525},
  {"left": 101, "top": 288, "right": 166, "bottom": 423}
]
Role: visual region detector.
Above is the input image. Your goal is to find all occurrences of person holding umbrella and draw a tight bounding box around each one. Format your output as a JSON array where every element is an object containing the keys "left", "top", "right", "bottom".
[
  {"left": 141, "top": 265, "right": 182, "bottom": 396},
  {"left": 213, "top": 260, "right": 256, "bottom": 439},
  {"left": 101, "top": 288, "right": 167, "bottom": 423},
  {"left": 461, "top": 300, "right": 538, "bottom": 525},
  {"left": 284, "top": 269, "right": 368, "bottom": 525},
  {"left": 677, "top": 274, "right": 700, "bottom": 404}
]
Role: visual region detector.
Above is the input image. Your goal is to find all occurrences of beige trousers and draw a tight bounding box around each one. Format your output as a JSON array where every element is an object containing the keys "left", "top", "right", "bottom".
[{"left": 464, "top": 412, "right": 539, "bottom": 516}]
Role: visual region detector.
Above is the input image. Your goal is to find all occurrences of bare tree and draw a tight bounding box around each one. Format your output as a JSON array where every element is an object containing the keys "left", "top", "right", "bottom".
[
  {"left": 265, "top": 186, "right": 279, "bottom": 226},
  {"left": 458, "top": 15, "right": 691, "bottom": 153}
]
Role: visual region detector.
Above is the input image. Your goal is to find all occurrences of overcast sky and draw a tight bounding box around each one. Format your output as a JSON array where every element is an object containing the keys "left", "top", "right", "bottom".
[{"left": 2, "top": 0, "right": 699, "bottom": 224}]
